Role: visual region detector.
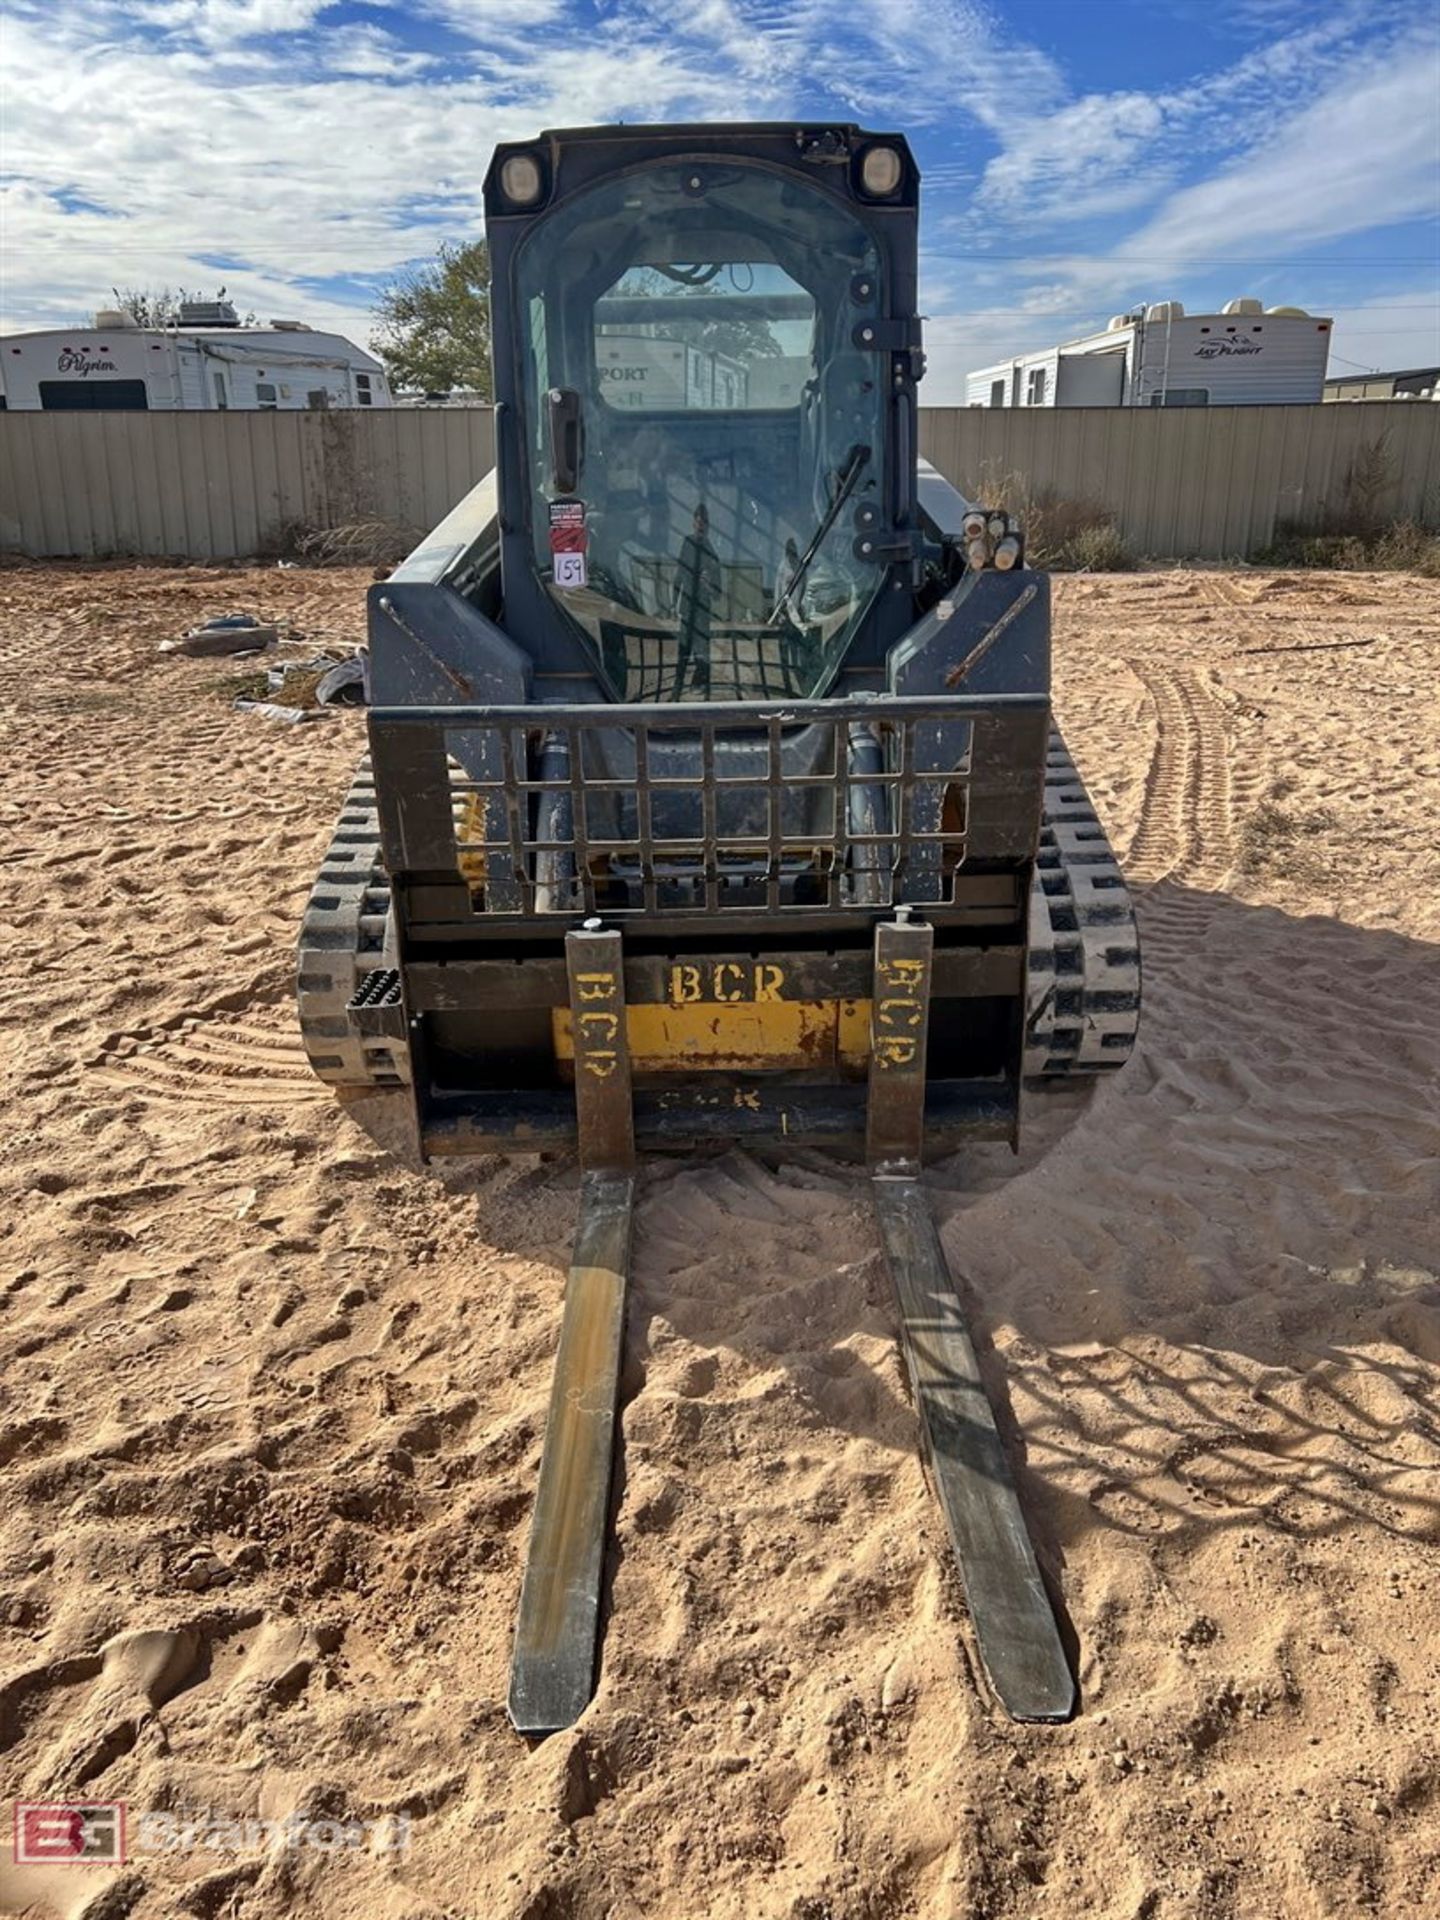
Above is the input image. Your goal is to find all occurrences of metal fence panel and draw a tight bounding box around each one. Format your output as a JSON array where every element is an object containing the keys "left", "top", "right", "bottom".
[
  {"left": 917, "top": 403, "right": 1440, "bottom": 556},
  {"left": 1, "top": 403, "right": 1435, "bottom": 561}
]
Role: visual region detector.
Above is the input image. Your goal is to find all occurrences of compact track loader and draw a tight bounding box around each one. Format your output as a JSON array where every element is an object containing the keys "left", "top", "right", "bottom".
[{"left": 298, "top": 123, "right": 1140, "bottom": 1733}]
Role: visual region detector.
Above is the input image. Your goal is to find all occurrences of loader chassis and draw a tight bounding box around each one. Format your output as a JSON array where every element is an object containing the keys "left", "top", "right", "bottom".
[{"left": 297, "top": 122, "right": 1140, "bottom": 1731}]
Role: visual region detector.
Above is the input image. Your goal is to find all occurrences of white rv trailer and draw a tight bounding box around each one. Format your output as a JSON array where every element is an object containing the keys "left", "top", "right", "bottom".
[
  {"left": 591, "top": 332, "right": 811, "bottom": 411},
  {"left": 0, "top": 302, "right": 390, "bottom": 412},
  {"left": 967, "top": 300, "right": 1333, "bottom": 409}
]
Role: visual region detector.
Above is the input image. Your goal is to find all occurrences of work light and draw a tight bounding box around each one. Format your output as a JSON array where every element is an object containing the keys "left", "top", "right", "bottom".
[
  {"left": 500, "top": 153, "right": 544, "bottom": 207},
  {"left": 859, "top": 145, "right": 903, "bottom": 197}
]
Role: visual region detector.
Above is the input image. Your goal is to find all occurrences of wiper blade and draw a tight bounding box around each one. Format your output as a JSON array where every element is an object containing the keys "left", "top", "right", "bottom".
[{"left": 770, "top": 444, "right": 870, "bottom": 624}]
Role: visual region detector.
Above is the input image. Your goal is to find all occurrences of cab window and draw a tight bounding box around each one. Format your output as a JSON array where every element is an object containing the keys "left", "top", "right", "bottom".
[{"left": 514, "top": 162, "right": 886, "bottom": 703}]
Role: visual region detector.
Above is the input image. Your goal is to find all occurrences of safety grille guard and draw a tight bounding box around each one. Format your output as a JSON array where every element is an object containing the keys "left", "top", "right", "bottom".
[{"left": 368, "top": 691, "right": 1049, "bottom": 925}]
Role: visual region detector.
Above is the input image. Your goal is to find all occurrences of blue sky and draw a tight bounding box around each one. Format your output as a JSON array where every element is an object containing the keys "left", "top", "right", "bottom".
[{"left": 1, "top": 0, "right": 1437, "bottom": 398}]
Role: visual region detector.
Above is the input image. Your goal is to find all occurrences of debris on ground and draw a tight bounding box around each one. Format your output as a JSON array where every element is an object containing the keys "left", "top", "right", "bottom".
[
  {"left": 159, "top": 611, "right": 281, "bottom": 657},
  {"left": 314, "top": 653, "right": 368, "bottom": 706},
  {"left": 233, "top": 697, "right": 331, "bottom": 724},
  {"left": 221, "top": 649, "right": 367, "bottom": 717}
]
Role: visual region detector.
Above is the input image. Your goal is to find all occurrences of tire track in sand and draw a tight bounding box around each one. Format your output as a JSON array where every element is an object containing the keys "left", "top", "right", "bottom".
[
  {"left": 91, "top": 1001, "right": 322, "bottom": 1112},
  {"left": 1123, "top": 662, "right": 1234, "bottom": 891}
]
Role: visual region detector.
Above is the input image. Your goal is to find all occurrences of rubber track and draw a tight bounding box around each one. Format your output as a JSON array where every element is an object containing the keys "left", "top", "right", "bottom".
[
  {"left": 295, "top": 758, "right": 409, "bottom": 1089},
  {"left": 1024, "top": 729, "right": 1141, "bottom": 1078}
]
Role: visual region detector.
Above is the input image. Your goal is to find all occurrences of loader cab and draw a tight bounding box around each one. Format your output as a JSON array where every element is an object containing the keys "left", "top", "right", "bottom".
[{"left": 483, "top": 124, "right": 923, "bottom": 702}]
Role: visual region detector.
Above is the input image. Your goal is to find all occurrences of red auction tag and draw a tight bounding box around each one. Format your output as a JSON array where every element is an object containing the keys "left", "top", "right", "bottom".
[
  {"left": 548, "top": 500, "right": 588, "bottom": 588},
  {"left": 548, "top": 499, "right": 587, "bottom": 551}
]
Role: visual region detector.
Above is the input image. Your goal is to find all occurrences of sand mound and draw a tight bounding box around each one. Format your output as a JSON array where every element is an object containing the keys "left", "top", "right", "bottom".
[{"left": 1, "top": 561, "right": 1436, "bottom": 1918}]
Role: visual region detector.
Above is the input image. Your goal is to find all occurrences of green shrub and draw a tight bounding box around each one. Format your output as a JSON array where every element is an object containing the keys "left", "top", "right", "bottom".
[
  {"left": 973, "top": 470, "right": 1135, "bottom": 570},
  {"left": 1254, "top": 518, "right": 1440, "bottom": 576},
  {"left": 1373, "top": 520, "right": 1440, "bottom": 577},
  {"left": 1063, "top": 521, "right": 1137, "bottom": 572}
]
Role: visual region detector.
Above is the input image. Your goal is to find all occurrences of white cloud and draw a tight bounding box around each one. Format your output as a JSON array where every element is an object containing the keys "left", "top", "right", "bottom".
[
  {"left": 321, "top": 25, "right": 438, "bottom": 79},
  {"left": 622, "top": 0, "right": 813, "bottom": 83},
  {"left": 412, "top": 0, "right": 566, "bottom": 32},
  {"left": 814, "top": 0, "right": 1065, "bottom": 133},
  {"left": 0, "top": 3, "right": 791, "bottom": 340},
  {"left": 131, "top": 0, "right": 334, "bottom": 46},
  {"left": 966, "top": 4, "right": 1393, "bottom": 231},
  {"left": 977, "top": 92, "right": 1170, "bottom": 222},
  {"left": 1121, "top": 46, "right": 1440, "bottom": 265}
]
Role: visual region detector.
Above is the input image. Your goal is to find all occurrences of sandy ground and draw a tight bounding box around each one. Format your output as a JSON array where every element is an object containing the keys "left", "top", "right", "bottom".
[{"left": 0, "top": 560, "right": 1437, "bottom": 1920}]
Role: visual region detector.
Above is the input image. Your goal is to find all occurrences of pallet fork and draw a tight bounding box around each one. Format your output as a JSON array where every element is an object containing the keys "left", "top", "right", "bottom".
[{"left": 507, "top": 913, "right": 1075, "bottom": 1735}]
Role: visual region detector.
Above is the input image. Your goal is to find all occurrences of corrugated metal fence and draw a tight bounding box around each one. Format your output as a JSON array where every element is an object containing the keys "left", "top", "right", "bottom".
[
  {"left": 1, "top": 403, "right": 1436, "bottom": 562},
  {"left": 0, "top": 409, "right": 495, "bottom": 561},
  {"left": 919, "top": 403, "right": 1440, "bottom": 558}
]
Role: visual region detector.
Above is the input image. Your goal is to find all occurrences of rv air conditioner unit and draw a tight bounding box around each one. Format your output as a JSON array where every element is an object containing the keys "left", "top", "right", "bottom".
[{"left": 178, "top": 300, "right": 241, "bottom": 328}]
